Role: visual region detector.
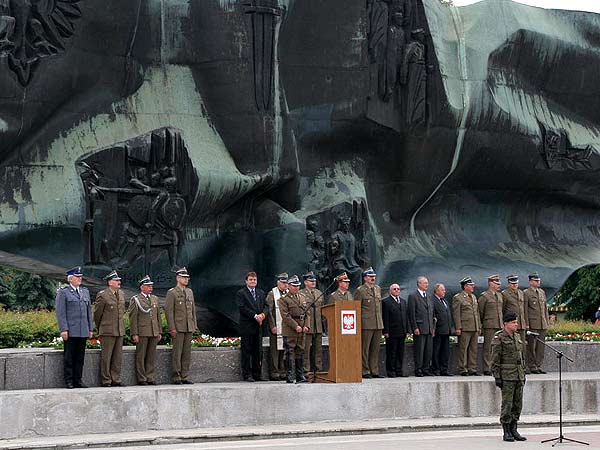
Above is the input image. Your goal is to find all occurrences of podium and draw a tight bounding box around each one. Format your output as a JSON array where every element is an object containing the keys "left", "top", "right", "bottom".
[{"left": 318, "top": 301, "right": 362, "bottom": 383}]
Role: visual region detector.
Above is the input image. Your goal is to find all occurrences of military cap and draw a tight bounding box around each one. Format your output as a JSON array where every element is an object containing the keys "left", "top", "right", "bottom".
[
  {"left": 288, "top": 275, "right": 301, "bottom": 286},
  {"left": 488, "top": 274, "right": 501, "bottom": 284},
  {"left": 336, "top": 272, "right": 351, "bottom": 283},
  {"left": 138, "top": 275, "right": 153, "bottom": 286},
  {"left": 276, "top": 272, "right": 289, "bottom": 282},
  {"left": 528, "top": 272, "right": 541, "bottom": 281},
  {"left": 362, "top": 267, "right": 376, "bottom": 277},
  {"left": 503, "top": 311, "right": 518, "bottom": 323},
  {"left": 104, "top": 270, "right": 121, "bottom": 281},
  {"left": 175, "top": 267, "right": 190, "bottom": 277},
  {"left": 460, "top": 276, "right": 475, "bottom": 287},
  {"left": 302, "top": 271, "right": 317, "bottom": 281},
  {"left": 66, "top": 266, "right": 83, "bottom": 277},
  {"left": 507, "top": 274, "right": 519, "bottom": 284}
]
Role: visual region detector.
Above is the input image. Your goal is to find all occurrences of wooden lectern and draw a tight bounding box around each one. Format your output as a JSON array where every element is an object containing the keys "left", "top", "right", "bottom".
[{"left": 318, "top": 301, "right": 362, "bottom": 383}]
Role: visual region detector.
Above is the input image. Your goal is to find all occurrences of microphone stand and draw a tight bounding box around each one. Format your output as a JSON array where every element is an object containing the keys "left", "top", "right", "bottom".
[
  {"left": 532, "top": 334, "right": 588, "bottom": 446},
  {"left": 300, "top": 277, "right": 338, "bottom": 383}
]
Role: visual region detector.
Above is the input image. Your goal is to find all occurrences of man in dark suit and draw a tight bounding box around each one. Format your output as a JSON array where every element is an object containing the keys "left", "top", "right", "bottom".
[
  {"left": 382, "top": 283, "right": 409, "bottom": 377},
  {"left": 432, "top": 283, "right": 454, "bottom": 376},
  {"left": 236, "top": 271, "right": 268, "bottom": 382},
  {"left": 408, "top": 276, "right": 435, "bottom": 376}
]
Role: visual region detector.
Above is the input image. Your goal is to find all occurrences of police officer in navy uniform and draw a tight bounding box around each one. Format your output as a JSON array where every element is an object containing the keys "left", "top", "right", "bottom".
[{"left": 55, "top": 266, "right": 93, "bottom": 389}]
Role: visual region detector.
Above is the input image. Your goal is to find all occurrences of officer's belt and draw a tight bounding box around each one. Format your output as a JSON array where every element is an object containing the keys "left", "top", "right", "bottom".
[{"left": 291, "top": 315, "right": 305, "bottom": 320}]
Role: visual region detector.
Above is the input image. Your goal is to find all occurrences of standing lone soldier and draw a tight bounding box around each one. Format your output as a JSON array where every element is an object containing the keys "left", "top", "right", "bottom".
[
  {"left": 129, "top": 275, "right": 162, "bottom": 385},
  {"left": 265, "top": 273, "right": 288, "bottom": 380},
  {"left": 479, "top": 275, "right": 504, "bottom": 375},
  {"left": 524, "top": 272, "right": 549, "bottom": 374},
  {"left": 502, "top": 274, "right": 528, "bottom": 344},
  {"left": 94, "top": 270, "right": 126, "bottom": 387},
  {"left": 432, "top": 283, "right": 454, "bottom": 376},
  {"left": 236, "top": 271, "right": 267, "bottom": 382},
  {"left": 408, "top": 276, "right": 435, "bottom": 377},
  {"left": 300, "top": 271, "right": 324, "bottom": 374},
  {"left": 382, "top": 283, "right": 409, "bottom": 377},
  {"left": 329, "top": 272, "right": 353, "bottom": 303},
  {"left": 165, "top": 267, "right": 197, "bottom": 384},
  {"left": 354, "top": 267, "right": 384, "bottom": 378},
  {"left": 452, "top": 276, "right": 481, "bottom": 376},
  {"left": 492, "top": 312, "right": 527, "bottom": 442},
  {"left": 279, "top": 275, "right": 311, "bottom": 383},
  {"left": 55, "top": 266, "right": 93, "bottom": 389}
]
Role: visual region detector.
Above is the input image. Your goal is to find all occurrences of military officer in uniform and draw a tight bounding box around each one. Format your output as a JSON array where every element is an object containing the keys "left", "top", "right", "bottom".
[
  {"left": 492, "top": 312, "right": 527, "bottom": 442},
  {"left": 55, "top": 266, "right": 93, "bottom": 389},
  {"left": 502, "top": 274, "right": 528, "bottom": 345},
  {"left": 165, "top": 267, "right": 197, "bottom": 384},
  {"left": 129, "top": 275, "right": 162, "bottom": 385},
  {"left": 479, "top": 275, "right": 504, "bottom": 375},
  {"left": 279, "top": 275, "right": 311, "bottom": 383},
  {"left": 452, "top": 276, "right": 481, "bottom": 376},
  {"left": 94, "top": 270, "right": 126, "bottom": 387},
  {"left": 524, "top": 272, "right": 549, "bottom": 374},
  {"left": 329, "top": 272, "right": 352, "bottom": 303},
  {"left": 354, "top": 267, "right": 384, "bottom": 378},
  {"left": 300, "top": 271, "right": 324, "bottom": 374},
  {"left": 265, "top": 273, "right": 288, "bottom": 380}
]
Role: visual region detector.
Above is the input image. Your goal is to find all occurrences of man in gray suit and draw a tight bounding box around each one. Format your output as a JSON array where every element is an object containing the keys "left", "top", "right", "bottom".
[
  {"left": 408, "top": 276, "right": 435, "bottom": 377},
  {"left": 55, "top": 266, "right": 94, "bottom": 389}
]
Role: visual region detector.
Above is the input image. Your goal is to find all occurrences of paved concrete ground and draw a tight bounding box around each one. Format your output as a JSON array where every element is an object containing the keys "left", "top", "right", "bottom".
[
  {"left": 77, "top": 426, "right": 600, "bottom": 450},
  {"left": 1, "top": 415, "right": 599, "bottom": 450}
]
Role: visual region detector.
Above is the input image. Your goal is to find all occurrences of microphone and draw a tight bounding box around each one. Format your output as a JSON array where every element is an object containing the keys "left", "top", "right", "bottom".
[{"left": 526, "top": 331, "right": 540, "bottom": 336}]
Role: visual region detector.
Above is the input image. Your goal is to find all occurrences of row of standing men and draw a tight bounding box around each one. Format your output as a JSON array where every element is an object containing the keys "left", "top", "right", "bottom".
[
  {"left": 238, "top": 269, "right": 550, "bottom": 382},
  {"left": 55, "top": 266, "right": 198, "bottom": 388}
]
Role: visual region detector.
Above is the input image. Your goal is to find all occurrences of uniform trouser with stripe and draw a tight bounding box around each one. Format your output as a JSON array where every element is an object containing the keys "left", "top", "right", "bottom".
[
  {"left": 362, "top": 329, "right": 382, "bottom": 376},
  {"left": 172, "top": 331, "right": 192, "bottom": 381},
  {"left": 457, "top": 331, "right": 478, "bottom": 373},
  {"left": 64, "top": 337, "right": 87, "bottom": 385},
  {"left": 527, "top": 329, "right": 546, "bottom": 370},
  {"left": 136, "top": 336, "right": 158, "bottom": 383},
  {"left": 100, "top": 335, "right": 123, "bottom": 385}
]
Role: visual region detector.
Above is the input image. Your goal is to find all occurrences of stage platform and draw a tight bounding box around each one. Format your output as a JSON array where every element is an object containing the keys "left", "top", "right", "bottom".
[{"left": 0, "top": 372, "right": 598, "bottom": 441}]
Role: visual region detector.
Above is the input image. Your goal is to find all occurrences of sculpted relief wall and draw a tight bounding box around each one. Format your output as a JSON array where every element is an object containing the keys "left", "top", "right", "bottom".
[{"left": 0, "top": 0, "right": 599, "bottom": 334}]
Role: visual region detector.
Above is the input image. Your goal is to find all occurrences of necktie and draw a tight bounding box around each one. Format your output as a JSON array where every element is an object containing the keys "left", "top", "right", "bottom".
[
  {"left": 251, "top": 289, "right": 257, "bottom": 303},
  {"left": 422, "top": 292, "right": 426, "bottom": 299},
  {"left": 75, "top": 288, "right": 80, "bottom": 297},
  {"left": 442, "top": 298, "right": 447, "bottom": 309},
  {"left": 396, "top": 297, "right": 400, "bottom": 304}
]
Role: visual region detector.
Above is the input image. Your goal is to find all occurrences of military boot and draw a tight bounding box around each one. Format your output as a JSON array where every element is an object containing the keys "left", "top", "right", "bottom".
[
  {"left": 295, "top": 358, "right": 307, "bottom": 383},
  {"left": 503, "top": 423, "right": 515, "bottom": 442},
  {"left": 510, "top": 422, "right": 526, "bottom": 441},
  {"left": 285, "top": 358, "right": 295, "bottom": 384}
]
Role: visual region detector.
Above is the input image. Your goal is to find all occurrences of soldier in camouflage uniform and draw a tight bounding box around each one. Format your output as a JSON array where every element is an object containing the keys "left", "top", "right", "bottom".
[
  {"left": 492, "top": 311, "right": 527, "bottom": 442},
  {"left": 279, "top": 275, "right": 311, "bottom": 383}
]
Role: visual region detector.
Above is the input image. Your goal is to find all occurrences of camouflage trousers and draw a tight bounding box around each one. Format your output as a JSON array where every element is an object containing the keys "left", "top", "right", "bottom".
[{"left": 500, "top": 380, "right": 524, "bottom": 424}]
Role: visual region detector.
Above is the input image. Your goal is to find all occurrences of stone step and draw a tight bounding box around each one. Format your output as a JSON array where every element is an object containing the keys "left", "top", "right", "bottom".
[
  {"left": 0, "top": 414, "right": 598, "bottom": 450},
  {"left": 0, "top": 372, "right": 598, "bottom": 441},
  {"left": 1, "top": 340, "right": 598, "bottom": 390}
]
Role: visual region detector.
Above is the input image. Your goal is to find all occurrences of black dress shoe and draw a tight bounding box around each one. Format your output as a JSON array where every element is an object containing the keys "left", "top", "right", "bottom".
[
  {"left": 147, "top": 381, "right": 157, "bottom": 385},
  {"left": 387, "top": 373, "right": 397, "bottom": 378},
  {"left": 362, "top": 374, "right": 372, "bottom": 379},
  {"left": 269, "top": 376, "right": 281, "bottom": 381},
  {"left": 66, "top": 383, "right": 74, "bottom": 389},
  {"left": 469, "top": 372, "right": 481, "bottom": 376},
  {"left": 138, "top": 381, "right": 148, "bottom": 386},
  {"left": 422, "top": 371, "right": 434, "bottom": 376},
  {"left": 172, "top": 380, "right": 182, "bottom": 385},
  {"left": 74, "top": 382, "right": 88, "bottom": 388},
  {"left": 415, "top": 372, "right": 424, "bottom": 377},
  {"left": 460, "top": 372, "right": 469, "bottom": 376},
  {"left": 112, "top": 382, "right": 124, "bottom": 387},
  {"left": 372, "top": 374, "right": 385, "bottom": 378},
  {"left": 252, "top": 376, "right": 264, "bottom": 381},
  {"left": 538, "top": 369, "right": 547, "bottom": 374},
  {"left": 244, "top": 377, "right": 255, "bottom": 382},
  {"left": 483, "top": 371, "right": 492, "bottom": 376},
  {"left": 399, "top": 373, "right": 409, "bottom": 377},
  {"left": 181, "top": 380, "right": 194, "bottom": 384},
  {"left": 441, "top": 372, "right": 453, "bottom": 377}
]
